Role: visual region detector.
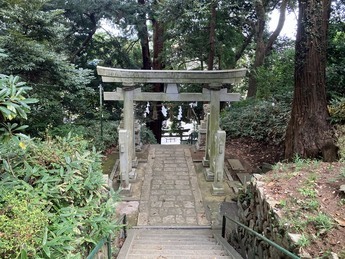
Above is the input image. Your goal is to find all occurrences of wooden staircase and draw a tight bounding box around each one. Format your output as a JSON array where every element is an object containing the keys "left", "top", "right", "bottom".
[{"left": 117, "top": 228, "right": 243, "bottom": 259}]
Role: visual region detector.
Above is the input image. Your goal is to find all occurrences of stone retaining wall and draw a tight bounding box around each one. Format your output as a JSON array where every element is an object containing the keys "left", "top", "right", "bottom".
[{"left": 227, "top": 174, "right": 298, "bottom": 259}]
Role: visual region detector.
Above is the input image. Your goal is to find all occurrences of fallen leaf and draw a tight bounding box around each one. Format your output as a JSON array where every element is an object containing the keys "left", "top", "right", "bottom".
[{"left": 334, "top": 218, "right": 345, "bottom": 227}]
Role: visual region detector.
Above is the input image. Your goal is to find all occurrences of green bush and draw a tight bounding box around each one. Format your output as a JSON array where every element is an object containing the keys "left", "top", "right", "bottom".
[
  {"left": 336, "top": 125, "right": 345, "bottom": 161},
  {"left": 329, "top": 97, "right": 345, "bottom": 124},
  {"left": 221, "top": 94, "right": 292, "bottom": 145},
  {"left": 140, "top": 125, "right": 157, "bottom": 144},
  {"left": 0, "top": 134, "right": 119, "bottom": 258},
  {"left": 49, "top": 119, "right": 119, "bottom": 152},
  {"left": 0, "top": 190, "right": 48, "bottom": 258}
]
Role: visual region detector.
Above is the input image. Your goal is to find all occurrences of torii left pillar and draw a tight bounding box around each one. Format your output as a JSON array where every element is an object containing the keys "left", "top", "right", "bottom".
[{"left": 121, "top": 84, "right": 137, "bottom": 190}]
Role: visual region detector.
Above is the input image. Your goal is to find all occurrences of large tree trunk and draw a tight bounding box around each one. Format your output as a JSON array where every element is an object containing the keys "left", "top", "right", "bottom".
[
  {"left": 247, "top": 0, "right": 288, "bottom": 98},
  {"left": 207, "top": 0, "right": 217, "bottom": 70},
  {"left": 137, "top": 0, "right": 152, "bottom": 70},
  {"left": 149, "top": 16, "right": 165, "bottom": 144},
  {"left": 285, "top": 0, "right": 338, "bottom": 162}
]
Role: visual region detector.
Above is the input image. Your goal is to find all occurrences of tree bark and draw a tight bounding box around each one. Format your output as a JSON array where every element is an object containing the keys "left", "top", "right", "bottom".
[
  {"left": 247, "top": 0, "right": 288, "bottom": 98},
  {"left": 285, "top": 0, "right": 338, "bottom": 162},
  {"left": 149, "top": 14, "right": 165, "bottom": 144},
  {"left": 207, "top": 0, "right": 217, "bottom": 70},
  {"left": 137, "top": 0, "right": 152, "bottom": 70}
]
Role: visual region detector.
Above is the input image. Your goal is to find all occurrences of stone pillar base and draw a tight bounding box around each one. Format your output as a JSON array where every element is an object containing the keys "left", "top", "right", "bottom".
[
  {"left": 132, "top": 157, "right": 138, "bottom": 168},
  {"left": 204, "top": 168, "right": 214, "bottom": 182},
  {"left": 202, "top": 158, "right": 210, "bottom": 167},
  {"left": 129, "top": 169, "right": 137, "bottom": 182},
  {"left": 212, "top": 182, "right": 225, "bottom": 196},
  {"left": 119, "top": 183, "right": 132, "bottom": 196}
]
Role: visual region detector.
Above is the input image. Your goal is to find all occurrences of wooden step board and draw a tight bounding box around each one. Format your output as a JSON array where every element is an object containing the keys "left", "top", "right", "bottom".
[{"left": 227, "top": 159, "right": 251, "bottom": 185}]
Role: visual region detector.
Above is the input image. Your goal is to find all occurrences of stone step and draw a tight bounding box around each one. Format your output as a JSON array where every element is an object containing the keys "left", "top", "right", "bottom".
[
  {"left": 134, "top": 239, "right": 217, "bottom": 245},
  {"left": 132, "top": 244, "right": 224, "bottom": 250},
  {"left": 135, "top": 234, "right": 214, "bottom": 240},
  {"left": 128, "top": 248, "right": 229, "bottom": 256},
  {"left": 126, "top": 256, "right": 234, "bottom": 259},
  {"left": 117, "top": 229, "right": 243, "bottom": 259}
]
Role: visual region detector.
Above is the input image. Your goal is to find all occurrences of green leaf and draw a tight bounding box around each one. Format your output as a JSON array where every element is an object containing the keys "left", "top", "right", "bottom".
[
  {"left": 0, "top": 106, "right": 12, "bottom": 116},
  {"left": 42, "top": 245, "right": 51, "bottom": 258},
  {"left": 0, "top": 88, "right": 8, "bottom": 98},
  {"left": 15, "top": 125, "right": 29, "bottom": 131},
  {"left": 19, "top": 249, "right": 28, "bottom": 259},
  {"left": 23, "top": 98, "right": 38, "bottom": 104}
]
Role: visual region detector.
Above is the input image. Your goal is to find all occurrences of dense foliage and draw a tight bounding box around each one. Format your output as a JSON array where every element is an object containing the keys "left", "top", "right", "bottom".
[
  {"left": 0, "top": 135, "right": 118, "bottom": 258},
  {"left": 221, "top": 95, "right": 292, "bottom": 145},
  {"left": 0, "top": 76, "right": 118, "bottom": 258}
]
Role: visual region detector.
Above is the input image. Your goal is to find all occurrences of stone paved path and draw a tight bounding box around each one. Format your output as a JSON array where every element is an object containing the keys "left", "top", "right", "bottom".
[{"left": 137, "top": 145, "right": 209, "bottom": 226}]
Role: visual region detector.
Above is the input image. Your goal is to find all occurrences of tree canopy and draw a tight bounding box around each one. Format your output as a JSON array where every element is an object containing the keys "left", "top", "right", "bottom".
[{"left": 0, "top": 0, "right": 344, "bottom": 153}]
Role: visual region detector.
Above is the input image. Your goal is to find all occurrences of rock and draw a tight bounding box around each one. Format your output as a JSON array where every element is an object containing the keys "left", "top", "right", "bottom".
[
  {"left": 340, "top": 184, "right": 345, "bottom": 193},
  {"left": 288, "top": 233, "right": 302, "bottom": 243},
  {"left": 299, "top": 248, "right": 312, "bottom": 259},
  {"left": 330, "top": 252, "right": 339, "bottom": 259}
]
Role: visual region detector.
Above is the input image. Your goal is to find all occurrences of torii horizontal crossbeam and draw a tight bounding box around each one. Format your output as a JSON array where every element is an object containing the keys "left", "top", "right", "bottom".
[{"left": 97, "top": 66, "right": 246, "bottom": 85}]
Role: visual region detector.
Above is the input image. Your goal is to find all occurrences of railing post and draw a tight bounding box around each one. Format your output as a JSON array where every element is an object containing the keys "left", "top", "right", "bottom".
[
  {"left": 222, "top": 215, "right": 226, "bottom": 238},
  {"left": 123, "top": 214, "right": 127, "bottom": 238},
  {"left": 107, "top": 236, "right": 111, "bottom": 259}
]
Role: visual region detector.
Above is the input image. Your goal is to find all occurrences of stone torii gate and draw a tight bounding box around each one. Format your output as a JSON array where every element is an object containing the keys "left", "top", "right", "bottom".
[{"left": 97, "top": 66, "right": 246, "bottom": 195}]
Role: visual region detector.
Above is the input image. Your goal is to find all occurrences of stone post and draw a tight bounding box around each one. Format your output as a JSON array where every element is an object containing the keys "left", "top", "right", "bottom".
[
  {"left": 134, "top": 120, "right": 142, "bottom": 152},
  {"left": 119, "top": 129, "right": 131, "bottom": 195},
  {"left": 202, "top": 113, "right": 210, "bottom": 167},
  {"left": 212, "top": 130, "right": 226, "bottom": 195},
  {"left": 198, "top": 104, "right": 209, "bottom": 152},
  {"left": 204, "top": 85, "right": 221, "bottom": 181}
]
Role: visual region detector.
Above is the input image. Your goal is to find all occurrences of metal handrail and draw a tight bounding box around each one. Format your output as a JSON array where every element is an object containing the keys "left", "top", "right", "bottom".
[
  {"left": 222, "top": 214, "right": 300, "bottom": 259},
  {"left": 87, "top": 214, "right": 127, "bottom": 259}
]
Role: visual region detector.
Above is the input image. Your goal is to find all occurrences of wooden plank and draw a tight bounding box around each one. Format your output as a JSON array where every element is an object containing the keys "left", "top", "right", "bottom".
[
  {"left": 227, "top": 159, "right": 245, "bottom": 171},
  {"left": 224, "top": 166, "right": 239, "bottom": 194},
  {"left": 236, "top": 172, "right": 251, "bottom": 185},
  {"left": 97, "top": 66, "right": 246, "bottom": 85}
]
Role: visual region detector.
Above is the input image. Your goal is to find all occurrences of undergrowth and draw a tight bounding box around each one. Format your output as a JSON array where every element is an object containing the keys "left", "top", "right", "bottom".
[
  {"left": 0, "top": 134, "right": 119, "bottom": 258},
  {"left": 221, "top": 94, "right": 291, "bottom": 145}
]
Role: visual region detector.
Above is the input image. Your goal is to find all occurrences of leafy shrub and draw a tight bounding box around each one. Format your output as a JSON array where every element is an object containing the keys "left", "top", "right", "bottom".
[
  {"left": 49, "top": 119, "right": 119, "bottom": 152},
  {"left": 0, "top": 134, "right": 119, "bottom": 258},
  {"left": 0, "top": 189, "right": 48, "bottom": 258},
  {"left": 140, "top": 125, "right": 157, "bottom": 144},
  {"left": 335, "top": 125, "right": 345, "bottom": 161},
  {"left": 221, "top": 94, "right": 292, "bottom": 145},
  {"left": 0, "top": 74, "right": 37, "bottom": 141},
  {"left": 328, "top": 97, "right": 345, "bottom": 124}
]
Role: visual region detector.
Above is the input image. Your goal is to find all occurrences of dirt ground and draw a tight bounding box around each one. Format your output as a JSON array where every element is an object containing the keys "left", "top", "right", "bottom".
[{"left": 225, "top": 137, "right": 345, "bottom": 258}]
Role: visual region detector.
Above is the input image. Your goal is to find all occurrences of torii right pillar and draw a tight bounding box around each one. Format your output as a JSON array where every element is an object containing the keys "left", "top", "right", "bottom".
[{"left": 203, "top": 84, "right": 226, "bottom": 195}]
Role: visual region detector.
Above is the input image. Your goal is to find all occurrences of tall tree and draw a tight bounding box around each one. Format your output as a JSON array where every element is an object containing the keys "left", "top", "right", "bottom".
[
  {"left": 137, "top": 0, "right": 152, "bottom": 69},
  {"left": 207, "top": 0, "right": 217, "bottom": 70},
  {"left": 247, "top": 0, "right": 289, "bottom": 98},
  {"left": 285, "top": 0, "right": 338, "bottom": 161},
  {"left": 327, "top": 0, "right": 345, "bottom": 99},
  {"left": 0, "top": 0, "right": 94, "bottom": 133},
  {"left": 148, "top": 0, "right": 166, "bottom": 143}
]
